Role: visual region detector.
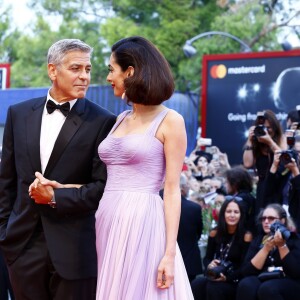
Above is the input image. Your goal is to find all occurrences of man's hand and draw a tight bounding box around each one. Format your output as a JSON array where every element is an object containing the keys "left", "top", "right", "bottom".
[
  {"left": 29, "top": 181, "right": 54, "bottom": 204},
  {"left": 28, "top": 172, "right": 60, "bottom": 204}
]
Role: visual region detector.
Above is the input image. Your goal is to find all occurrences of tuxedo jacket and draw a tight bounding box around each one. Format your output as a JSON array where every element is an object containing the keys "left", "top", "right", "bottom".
[
  {"left": 0, "top": 96, "right": 116, "bottom": 280},
  {"left": 177, "top": 196, "right": 203, "bottom": 276}
]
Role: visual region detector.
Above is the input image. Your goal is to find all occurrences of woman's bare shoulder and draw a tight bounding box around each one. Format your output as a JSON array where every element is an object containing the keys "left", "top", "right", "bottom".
[{"left": 163, "top": 109, "right": 185, "bottom": 128}]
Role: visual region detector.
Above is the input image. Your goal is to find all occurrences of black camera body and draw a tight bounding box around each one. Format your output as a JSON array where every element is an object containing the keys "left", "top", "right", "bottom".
[
  {"left": 253, "top": 112, "right": 266, "bottom": 138},
  {"left": 206, "top": 260, "right": 234, "bottom": 280},
  {"left": 254, "top": 125, "right": 266, "bottom": 137},
  {"left": 279, "top": 149, "right": 298, "bottom": 165},
  {"left": 270, "top": 220, "right": 291, "bottom": 240}
]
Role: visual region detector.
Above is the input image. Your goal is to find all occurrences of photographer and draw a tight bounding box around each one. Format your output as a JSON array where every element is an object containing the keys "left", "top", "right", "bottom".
[
  {"left": 262, "top": 131, "right": 298, "bottom": 208},
  {"left": 224, "top": 166, "right": 256, "bottom": 232},
  {"left": 191, "top": 197, "right": 252, "bottom": 300},
  {"left": 237, "top": 204, "right": 300, "bottom": 300},
  {"left": 286, "top": 106, "right": 300, "bottom": 131},
  {"left": 192, "top": 151, "right": 213, "bottom": 181},
  {"left": 287, "top": 161, "right": 300, "bottom": 230},
  {"left": 243, "top": 110, "right": 287, "bottom": 215},
  {"left": 263, "top": 131, "right": 300, "bottom": 231}
]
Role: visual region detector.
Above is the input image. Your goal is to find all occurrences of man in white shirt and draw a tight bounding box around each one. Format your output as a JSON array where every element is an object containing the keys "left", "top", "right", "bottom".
[{"left": 0, "top": 39, "right": 116, "bottom": 300}]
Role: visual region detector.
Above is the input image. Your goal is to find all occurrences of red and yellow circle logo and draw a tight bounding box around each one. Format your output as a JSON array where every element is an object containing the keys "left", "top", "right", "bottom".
[{"left": 210, "top": 64, "right": 227, "bottom": 79}]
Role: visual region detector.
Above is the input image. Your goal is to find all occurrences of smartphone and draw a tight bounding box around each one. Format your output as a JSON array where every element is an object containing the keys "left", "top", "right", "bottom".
[{"left": 198, "top": 138, "right": 212, "bottom": 146}]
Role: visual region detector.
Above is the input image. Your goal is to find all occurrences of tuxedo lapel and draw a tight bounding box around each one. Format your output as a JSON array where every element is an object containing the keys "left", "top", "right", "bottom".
[
  {"left": 44, "top": 99, "right": 87, "bottom": 177},
  {"left": 26, "top": 97, "right": 47, "bottom": 174}
]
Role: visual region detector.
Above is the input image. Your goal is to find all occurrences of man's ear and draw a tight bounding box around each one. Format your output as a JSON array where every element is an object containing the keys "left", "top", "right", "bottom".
[
  {"left": 127, "top": 66, "right": 134, "bottom": 77},
  {"left": 48, "top": 63, "right": 57, "bottom": 81}
]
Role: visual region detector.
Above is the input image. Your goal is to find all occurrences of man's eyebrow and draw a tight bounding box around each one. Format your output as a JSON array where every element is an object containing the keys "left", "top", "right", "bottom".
[{"left": 69, "top": 63, "right": 92, "bottom": 67}]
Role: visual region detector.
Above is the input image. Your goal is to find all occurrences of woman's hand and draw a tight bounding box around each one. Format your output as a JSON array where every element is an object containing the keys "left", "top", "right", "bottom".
[
  {"left": 247, "top": 126, "right": 255, "bottom": 142},
  {"left": 263, "top": 235, "right": 276, "bottom": 252},
  {"left": 207, "top": 259, "right": 220, "bottom": 270},
  {"left": 257, "top": 129, "right": 273, "bottom": 146},
  {"left": 270, "top": 150, "right": 281, "bottom": 173},
  {"left": 213, "top": 273, "right": 226, "bottom": 282},
  {"left": 273, "top": 230, "right": 286, "bottom": 248},
  {"left": 157, "top": 255, "right": 175, "bottom": 289},
  {"left": 207, "top": 259, "right": 226, "bottom": 282},
  {"left": 285, "top": 158, "right": 300, "bottom": 177},
  {"left": 35, "top": 172, "right": 65, "bottom": 188}
]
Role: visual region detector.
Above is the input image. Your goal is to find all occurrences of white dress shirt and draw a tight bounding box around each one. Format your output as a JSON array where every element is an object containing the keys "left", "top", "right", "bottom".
[{"left": 40, "top": 90, "right": 77, "bottom": 174}]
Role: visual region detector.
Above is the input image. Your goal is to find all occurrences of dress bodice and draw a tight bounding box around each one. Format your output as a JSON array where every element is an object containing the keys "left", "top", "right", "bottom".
[{"left": 98, "top": 109, "right": 169, "bottom": 194}]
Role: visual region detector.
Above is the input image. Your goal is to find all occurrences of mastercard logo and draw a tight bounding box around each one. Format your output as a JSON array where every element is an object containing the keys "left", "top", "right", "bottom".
[{"left": 210, "top": 64, "right": 227, "bottom": 79}]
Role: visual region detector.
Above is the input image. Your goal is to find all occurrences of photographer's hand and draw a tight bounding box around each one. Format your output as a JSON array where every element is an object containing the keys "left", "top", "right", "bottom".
[
  {"left": 270, "top": 150, "right": 281, "bottom": 173},
  {"left": 274, "top": 230, "right": 289, "bottom": 259},
  {"left": 264, "top": 235, "right": 276, "bottom": 252},
  {"left": 273, "top": 230, "right": 285, "bottom": 247},
  {"left": 257, "top": 131, "right": 277, "bottom": 150},
  {"left": 285, "top": 158, "right": 300, "bottom": 177},
  {"left": 290, "top": 122, "right": 299, "bottom": 131},
  {"left": 207, "top": 259, "right": 220, "bottom": 269},
  {"left": 251, "top": 235, "right": 275, "bottom": 270},
  {"left": 247, "top": 126, "right": 255, "bottom": 142},
  {"left": 214, "top": 273, "right": 226, "bottom": 282},
  {"left": 243, "top": 126, "right": 255, "bottom": 168}
]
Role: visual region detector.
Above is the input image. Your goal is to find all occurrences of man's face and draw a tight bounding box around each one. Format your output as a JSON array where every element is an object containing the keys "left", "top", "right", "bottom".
[{"left": 48, "top": 50, "right": 91, "bottom": 102}]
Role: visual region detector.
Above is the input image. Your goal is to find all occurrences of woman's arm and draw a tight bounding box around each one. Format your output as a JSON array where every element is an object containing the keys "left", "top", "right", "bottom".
[
  {"left": 29, "top": 172, "right": 82, "bottom": 204},
  {"left": 156, "top": 110, "right": 187, "bottom": 289},
  {"left": 203, "top": 229, "right": 218, "bottom": 269},
  {"left": 243, "top": 126, "right": 255, "bottom": 168},
  {"left": 251, "top": 235, "right": 274, "bottom": 270}
]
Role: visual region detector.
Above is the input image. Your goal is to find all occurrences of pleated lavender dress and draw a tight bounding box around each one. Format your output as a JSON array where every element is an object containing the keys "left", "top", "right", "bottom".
[{"left": 95, "top": 109, "right": 194, "bottom": 300}]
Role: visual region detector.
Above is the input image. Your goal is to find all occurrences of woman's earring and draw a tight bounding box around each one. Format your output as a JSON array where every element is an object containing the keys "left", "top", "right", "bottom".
[{"left": 122, "top": 91, "right": 126, "bottom": 100}]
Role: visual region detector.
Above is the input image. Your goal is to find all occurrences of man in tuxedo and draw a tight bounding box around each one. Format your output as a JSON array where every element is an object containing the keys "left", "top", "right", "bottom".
[
  {"left": 0, "top": 39, "right": 116, "bottom": 299},
  {"left": 177, "top": 174, "right": 203, "bottom": 282}
]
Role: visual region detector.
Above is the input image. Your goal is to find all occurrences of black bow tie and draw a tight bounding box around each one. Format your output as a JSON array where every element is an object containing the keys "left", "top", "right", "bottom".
[{"left": 46, "top": 100, "right": 70, "bottom": 117}]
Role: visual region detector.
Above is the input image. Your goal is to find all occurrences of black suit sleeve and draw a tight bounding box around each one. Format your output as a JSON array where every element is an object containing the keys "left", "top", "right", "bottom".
[
  {"left": 54, "top": 115, "right": 116, "bottom": 214},
  {"left": 0, "top": 107, "right": 17, "bottom": 239},
  {"left": 196, "top": 205, "right": 203, "bottom": 240}
]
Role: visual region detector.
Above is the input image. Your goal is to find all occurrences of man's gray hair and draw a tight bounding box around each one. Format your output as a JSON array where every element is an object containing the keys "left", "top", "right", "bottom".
[{"left": 47, "top": 39, "right": 93, "bottom": 65}]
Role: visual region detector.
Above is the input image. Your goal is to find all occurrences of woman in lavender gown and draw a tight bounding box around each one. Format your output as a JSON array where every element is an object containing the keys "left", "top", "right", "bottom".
[{"left": 94, "top": 36, "right": 193, "bottom": 299}]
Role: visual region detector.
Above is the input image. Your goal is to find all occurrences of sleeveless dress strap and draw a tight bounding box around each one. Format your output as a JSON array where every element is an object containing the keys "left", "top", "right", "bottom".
[
  {"left": 147, "top": 109, "right": 170, "bottom": 137},
  {"left": 108, "top": 110, "right": 130, "bottom": 135}
]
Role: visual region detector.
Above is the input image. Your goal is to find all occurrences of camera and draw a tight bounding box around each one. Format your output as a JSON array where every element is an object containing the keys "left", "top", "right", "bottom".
[
  {"left": 286, "top": 129, "right": 296, "bottom": 148},
  {"left": 253, "top": 111, "right": 266, "bottom": 137},
  {"left": 270, "top": 220, "right": 290, "bottom": 240},
  {"left": 206, "top": 260, "right": 234, "bottom": 280},
  {"left": 279, "top": 149, "right": 298, "bottom": 165}
]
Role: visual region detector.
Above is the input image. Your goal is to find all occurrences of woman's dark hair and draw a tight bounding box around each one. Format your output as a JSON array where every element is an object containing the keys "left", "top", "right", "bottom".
[
  {"left": 111, "top": 36, "right": 175, "bottom": 105},
  {"left": 215, "top": 198, "right": 246, "bottom": 244},
  {"left": 225, "top": 165, "right": 253, "bottom": 193},
  {"left": 253, "top": 109, "right": 283, "bottom": 157}
]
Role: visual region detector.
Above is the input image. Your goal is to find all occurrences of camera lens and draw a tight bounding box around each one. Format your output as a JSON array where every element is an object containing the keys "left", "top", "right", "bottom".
[{"left": 254, "top": 125, "right": 266, "bottom": 137}]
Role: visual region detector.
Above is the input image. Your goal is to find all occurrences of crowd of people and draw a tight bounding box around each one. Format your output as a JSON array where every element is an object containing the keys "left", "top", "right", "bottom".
[
  {"left": 1, "top": 35, "right": 300, "bottom": 300},
  {"left": 180, "top": 108, "right": 300, "bottom": 300}
]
